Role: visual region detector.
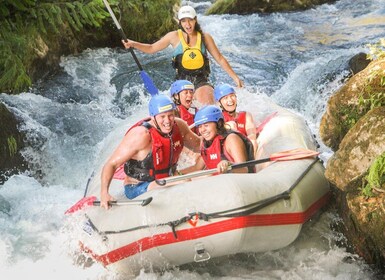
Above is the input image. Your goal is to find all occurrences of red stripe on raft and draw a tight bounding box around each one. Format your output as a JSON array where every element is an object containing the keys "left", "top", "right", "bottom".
[{"left": 90, "top": 191, "right": 330, "bottom": 266}]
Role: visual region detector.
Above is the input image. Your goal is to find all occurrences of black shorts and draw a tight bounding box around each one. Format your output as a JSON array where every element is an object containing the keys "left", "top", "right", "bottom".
[{"left": 176, "top": 73, "right": 213, "bottom": 90}]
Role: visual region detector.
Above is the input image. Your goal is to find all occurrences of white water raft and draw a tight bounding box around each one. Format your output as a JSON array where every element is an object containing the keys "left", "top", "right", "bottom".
[{"left": 68, "top": 105, "right": 330, "bottom": 276}]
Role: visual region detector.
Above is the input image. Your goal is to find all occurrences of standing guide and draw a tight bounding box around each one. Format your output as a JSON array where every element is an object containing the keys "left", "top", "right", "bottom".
[{"left": 122, "top": 6, "right": 244, "bottom": 105}]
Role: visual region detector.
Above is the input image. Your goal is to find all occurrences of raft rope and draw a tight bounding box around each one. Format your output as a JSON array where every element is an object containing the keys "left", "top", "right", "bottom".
[{"left": 85, "top": 158, "right": 321, "bottom": 239}]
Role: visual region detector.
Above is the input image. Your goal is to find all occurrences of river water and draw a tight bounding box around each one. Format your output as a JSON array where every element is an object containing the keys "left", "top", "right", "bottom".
[{"left": 1, "top": 0, "right": 384, "bottom": 279}]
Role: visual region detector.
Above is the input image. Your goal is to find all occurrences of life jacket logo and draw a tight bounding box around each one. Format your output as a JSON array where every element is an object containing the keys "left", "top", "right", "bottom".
[
  {"left": 174, "top": 140, "right": 181, "bottom": 148},
  {"left": 189, "top": 52, "right": 197, "bottom": 59},
  {"left": 159, "top": 104, "right": 173, "bottom": 113},
  {"left": 238, "top": 123, "right": 245, "bottom": 128},
  {"left": 210, "top": 153, "right": 218, "bottom": 160}
]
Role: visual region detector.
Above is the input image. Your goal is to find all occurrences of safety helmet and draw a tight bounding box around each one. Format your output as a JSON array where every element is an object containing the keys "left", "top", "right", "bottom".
[
  {"left": 178, "top": 6, "right": 197, "bottom": 20},
  {"left": 214, "top": 84, "right": 235, "bottom": 102},
  {"left": 148, "top": 95, "right": 176, "bottom": 116},
  {"left": 170, "top": 80, "right": 195, "bottom": 97},
  {"left": 193, "top": 105, "right": 223, "bottom": 127}
]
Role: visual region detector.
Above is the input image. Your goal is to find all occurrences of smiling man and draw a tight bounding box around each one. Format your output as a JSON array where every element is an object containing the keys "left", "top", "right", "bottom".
[{"left": 100, "top": 94, "right": 201, "bottom": 209}]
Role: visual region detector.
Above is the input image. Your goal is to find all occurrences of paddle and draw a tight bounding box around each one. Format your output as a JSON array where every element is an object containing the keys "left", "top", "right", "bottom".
[
  {"left": 65, "top": 195, "right": 153, "bottom": 214},
  {"left": 102, "top": 0, "right": 159, "bottom": 96},
  {"left": 155, "top": 148, "right": 320, "bottom": 186}
]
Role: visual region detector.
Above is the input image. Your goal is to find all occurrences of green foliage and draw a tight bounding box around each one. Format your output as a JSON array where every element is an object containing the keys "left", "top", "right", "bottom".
[
  {"left": 206, "top": 0, "right": 236, "bottom": 15},
  {"left": 366, "top": 38, "right": 385, "bottom": 87},
  {"left": 120, "top": 0, "right": 178, "bottom": 42},
  {"left": 0, "top": 0, "right": 111, "bottom": 93},
  {"left": 361, "top": 153, "right": 385, "bottom": 198},
  {"left": 337, "top": 104, "right": 361, "bottom": 132},
  {"left": 337, "top": 40, "right": 385, "bottom": 135},
  {"left": 358, "top": 91, "right": 385, "bottom": 111},
  {"left": 7, "top": 136, "right": 18, "bottom": 157},
  {"left": 367, "top": 38, "right": 385, "bottom": 61},
  {"left": 1, "top": 0, "right": 178, "bottom": 93}
]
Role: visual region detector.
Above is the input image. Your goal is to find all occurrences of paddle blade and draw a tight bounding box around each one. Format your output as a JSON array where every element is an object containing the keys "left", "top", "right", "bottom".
[
  {"left": 140, "top": 70, "right": 158, "bottom": 96},
  {"left": 65, "top": 196, "right": 97, "bottom": 214},
  {"left": 270, "top": 148, "right": 319, "bottom": 161}
]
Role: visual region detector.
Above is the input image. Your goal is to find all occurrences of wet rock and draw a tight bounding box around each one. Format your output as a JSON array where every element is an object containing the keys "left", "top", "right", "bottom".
[
  {"left": 320, "top": 59, "right": 385, "bottom": 151},
  {"left": 325, "top": 107, "right": 385, "bottom": 192},
  {"left": 334, "top": 189, "right": 385, "bottom": 267},
  {"left": 349, "top": 52, "right": 371, "bottom": 75},
  {"left": 0, "top": 102, "right": 27, "bottom": 184},
  {"left": 206, "top": 0, "right": 337, "bottom": 15}
]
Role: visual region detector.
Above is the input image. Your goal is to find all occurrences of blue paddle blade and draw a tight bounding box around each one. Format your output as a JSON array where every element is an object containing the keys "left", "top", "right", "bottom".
[{"left": 140, "top": 70, "right": 159, "bottom": 96}]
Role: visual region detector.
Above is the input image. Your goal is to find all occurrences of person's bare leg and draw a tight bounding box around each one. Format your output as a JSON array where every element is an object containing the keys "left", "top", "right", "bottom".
[{"left": 194, "top": 85, "right": 214, "bottom": 106}]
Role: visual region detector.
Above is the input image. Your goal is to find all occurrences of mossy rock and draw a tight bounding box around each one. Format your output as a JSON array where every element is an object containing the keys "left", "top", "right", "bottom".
[
  {"left": 0, "top": 102, "right": 27, "bottom": 184},
  {"left": 206, "top": 0, "right": 337, "bottom": 15},
  {"left": 325, "top": 106, "right": 385, "bottom": 192},
  {"left": 320, "top": 58, "right": 385, "bottom": 151}
]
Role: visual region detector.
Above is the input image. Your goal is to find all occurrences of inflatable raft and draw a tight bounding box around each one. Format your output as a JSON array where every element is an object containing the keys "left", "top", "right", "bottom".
[{"left": 66, "top": 105, "right": 330, "bottom": 276}]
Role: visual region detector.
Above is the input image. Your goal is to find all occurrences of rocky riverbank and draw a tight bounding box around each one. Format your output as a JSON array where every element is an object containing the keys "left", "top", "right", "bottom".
[{"left": 320, "top": 53, "right": 385, "bottom": 268}]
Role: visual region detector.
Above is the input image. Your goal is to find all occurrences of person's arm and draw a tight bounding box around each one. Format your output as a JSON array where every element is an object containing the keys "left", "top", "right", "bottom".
[
  {"left": 204, "top": 33, "right": 244, "bottom": 88},
  {"left": 245, "top": 111, "right": 258, "bottom": 157},
  {"left": 176, "top": 118, "right": 202, "bottom": 153},
  {"left": 178, "top": 154, "right": 205, "bottom": 174},
  {"left": 222, "top": 134, "right": 248, "bottom": 173},
  {"left": 100, "top": 127, "right": 150, "bottom": 209},
  {"left": 121, "top": 31, "right": 177, "bottom": 54}
]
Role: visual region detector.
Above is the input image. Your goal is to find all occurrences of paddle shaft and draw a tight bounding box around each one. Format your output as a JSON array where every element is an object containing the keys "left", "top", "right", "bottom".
[
  {"left": 93, "top": 196, "right": 153, "bottom": 207},
  {"left": 155, "top": 148, "right": 320, "bottom": 186},
  {"left": 102, "top": 0, "right": 143, "bottom": 71},
  {"left": 156, "top": 158, "right": 271, "bottom": 186}
]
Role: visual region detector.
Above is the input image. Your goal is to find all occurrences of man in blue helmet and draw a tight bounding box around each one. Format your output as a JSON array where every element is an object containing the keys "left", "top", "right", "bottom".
[{"left": 100, "top": 95, "right": 201, "bottom": 209}]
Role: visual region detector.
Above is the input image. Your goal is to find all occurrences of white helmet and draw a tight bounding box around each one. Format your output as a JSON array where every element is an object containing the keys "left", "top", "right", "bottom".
[{"left": 178, "top": 6, "right": 197, "bottom": 20}]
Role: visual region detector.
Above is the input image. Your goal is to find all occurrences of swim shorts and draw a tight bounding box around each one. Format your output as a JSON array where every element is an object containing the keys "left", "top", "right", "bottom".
[{"left": 124, "top": 181, "right": 151, "bottom": 199}]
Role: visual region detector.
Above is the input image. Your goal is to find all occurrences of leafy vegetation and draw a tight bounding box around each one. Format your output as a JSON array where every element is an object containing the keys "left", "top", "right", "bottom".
[
  {"left": 7, "top": 136, "right": 17, "bottom": 157},
  {"left": 367, "top": 38, "right": 385, "bottom": 61},
  {"left": 335, "top": 39, "right": 385, "bottom": 135},
  {"left": 119, "top": 0, "right": 178, "bottom": 43},
  {"left": 361, "top": 153, "right": 385, "bottom": 198},
  {"left": 0, "top": 0, "right": 178, "bottom": 93},
  {"left": 0, "top": 0, "right": 113, "bottom": 93}
]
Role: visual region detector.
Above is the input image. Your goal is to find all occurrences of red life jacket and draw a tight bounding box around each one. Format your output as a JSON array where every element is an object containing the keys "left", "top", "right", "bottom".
[
  {"left": 177, "top": 105, "right": 195, "bottom": 127},
  {"left": 200, "top": 131, "right": 255, "bottom": 173},
  {"left": 123, "top": 118, "right": 184, "bottom": 181},
  {"left": 223, "top": 111, "right": 247, "bottom": 136},
  {"left": 177, "top": 105, "right": 198, "bottom": 134}
]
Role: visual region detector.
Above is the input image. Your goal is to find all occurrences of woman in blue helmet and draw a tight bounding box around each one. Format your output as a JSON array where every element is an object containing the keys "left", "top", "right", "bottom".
[
  {"left": 100, "top": 94, "right": 201, "bottom": 209},
  {"left": 192, "top": 105, "right": 255, "bottom": 174},
  {"left": 214, "top": 84, "right": 258, "bottom": 156},
  {"left": 170, "top": 80, "right": 198, "bottom": 131},
  {"left": 122, "top": 6, "right": 243, "bottom": 106}
]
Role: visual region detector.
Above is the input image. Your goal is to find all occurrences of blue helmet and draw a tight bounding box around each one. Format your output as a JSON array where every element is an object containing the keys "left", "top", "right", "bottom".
[
  {"left": 214, "top": 84, "right": 235, "bottom": 102},
  {"left": 170, "top": 80, "right": 194, "bottom": 97},
  {"left": 148, "top": 95, "right": 176, "bottom": 116},
  {"left": 193, "top": 105, "right": 223, "bottom": 127}
]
